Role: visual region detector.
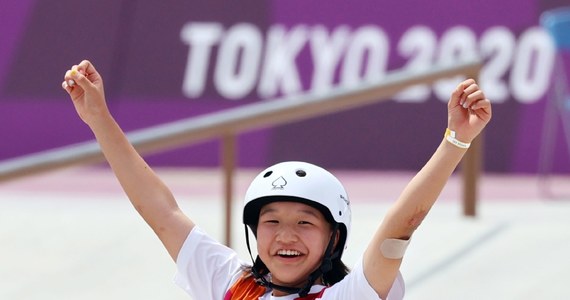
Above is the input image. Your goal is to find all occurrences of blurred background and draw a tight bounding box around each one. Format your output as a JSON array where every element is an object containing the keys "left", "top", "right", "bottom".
[{"left": 1, "top": 0, "right": 569, "bottom": 299}]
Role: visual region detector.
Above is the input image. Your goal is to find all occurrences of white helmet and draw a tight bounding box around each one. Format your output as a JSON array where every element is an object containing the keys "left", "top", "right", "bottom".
[{"left": 243, "top": 161, "right": 351, "bottom": 255}]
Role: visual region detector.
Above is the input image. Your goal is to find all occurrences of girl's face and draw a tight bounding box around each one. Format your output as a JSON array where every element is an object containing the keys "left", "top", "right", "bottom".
[{"left": 256, "top": 201, "right": 333, "bottom": 295}]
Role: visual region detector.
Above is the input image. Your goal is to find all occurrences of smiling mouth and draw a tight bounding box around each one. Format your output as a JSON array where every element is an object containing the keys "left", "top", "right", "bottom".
[{"left": 276, "top": 249, "right": 302, "bottom": 257}]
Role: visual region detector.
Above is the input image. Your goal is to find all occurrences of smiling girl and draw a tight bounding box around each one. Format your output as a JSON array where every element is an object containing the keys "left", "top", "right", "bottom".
[{"left": 63, "top": 60, "right": 491, "bottom": 300}]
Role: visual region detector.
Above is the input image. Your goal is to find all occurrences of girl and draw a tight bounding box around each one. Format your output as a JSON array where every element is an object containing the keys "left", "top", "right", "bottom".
[{"left": 62, "top": 60, "right": 492, "bottom": 299}]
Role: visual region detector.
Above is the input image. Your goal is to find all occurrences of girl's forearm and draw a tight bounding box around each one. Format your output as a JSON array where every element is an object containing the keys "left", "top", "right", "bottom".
[
  {"left": 383, "top": 139, "right": 467, "bottom": 239},
  {"left": 89, "top": 114, "right": 181, "bottom": 226}
]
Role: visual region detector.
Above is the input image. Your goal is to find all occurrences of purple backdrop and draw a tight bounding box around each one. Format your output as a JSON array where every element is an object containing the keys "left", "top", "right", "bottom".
[{"left": 1, "top": 0, "right": 569, "bottom": 173}]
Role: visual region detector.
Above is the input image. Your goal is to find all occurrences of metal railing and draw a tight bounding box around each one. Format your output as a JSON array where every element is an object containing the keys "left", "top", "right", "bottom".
[{"left": 0, "top": 61, "right": 483, "bottom": 246}]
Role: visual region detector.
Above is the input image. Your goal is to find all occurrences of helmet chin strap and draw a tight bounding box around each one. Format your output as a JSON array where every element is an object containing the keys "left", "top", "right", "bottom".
[{"left": 244, "top": 224, "right": 340, "bottom": 297}]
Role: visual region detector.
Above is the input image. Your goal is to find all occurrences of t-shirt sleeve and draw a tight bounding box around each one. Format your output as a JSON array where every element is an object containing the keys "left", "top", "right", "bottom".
[
  {"left": 323, "top": 256, "right": 405, "bottom": 300},
  {"left": 174, "top": 226, "right": 245, "bottom": 300}
]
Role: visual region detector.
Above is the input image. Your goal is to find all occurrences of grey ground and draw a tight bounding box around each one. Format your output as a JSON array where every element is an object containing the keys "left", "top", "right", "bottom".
[{"left": 1, "top": 167, "right": 569, "bottom": 299}]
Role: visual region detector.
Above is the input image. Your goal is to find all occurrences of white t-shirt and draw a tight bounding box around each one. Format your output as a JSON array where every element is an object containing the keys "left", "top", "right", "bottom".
[{"left": 175, "top": 227, "right": 405, "bottom": 300}]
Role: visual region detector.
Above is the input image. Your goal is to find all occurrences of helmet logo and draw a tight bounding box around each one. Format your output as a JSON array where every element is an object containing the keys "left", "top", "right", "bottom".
[
  {"left": 340, "top": 194, "right": 350, "bottom": 205},
  {"left": 272, "top": 176, "right": 287, "bottom": 190}
]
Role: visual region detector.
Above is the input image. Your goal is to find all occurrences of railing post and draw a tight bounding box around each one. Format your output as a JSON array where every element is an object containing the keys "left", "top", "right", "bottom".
[
  {"left": 462, "top": 134, "right": 482, "bottom": 216},
  {"left": 221, "top": 134, "right": 236, "bottom": 247},
  {"left": 461, "top": 71, "right": 483, "bottom": 217}
]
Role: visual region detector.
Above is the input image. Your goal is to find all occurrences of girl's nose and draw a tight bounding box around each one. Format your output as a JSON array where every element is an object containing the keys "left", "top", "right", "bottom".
[{"left": 275, "top": 226, "right": 298, "bottom": 243}]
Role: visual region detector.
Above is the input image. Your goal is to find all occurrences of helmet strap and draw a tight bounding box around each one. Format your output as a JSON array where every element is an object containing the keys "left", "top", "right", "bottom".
[{"left": 297, "top": 223, "right": 339, "bottom": 296}]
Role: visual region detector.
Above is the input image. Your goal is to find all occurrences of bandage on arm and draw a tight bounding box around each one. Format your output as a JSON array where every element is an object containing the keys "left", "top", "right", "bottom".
[{"left": 380, "top": 238, "right": 411, "bottom": 260}]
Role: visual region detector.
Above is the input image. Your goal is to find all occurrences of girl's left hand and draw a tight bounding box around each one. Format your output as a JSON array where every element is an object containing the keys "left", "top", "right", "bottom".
[{"left": 447, "top": 79, "right": 492, "bottom": 143}]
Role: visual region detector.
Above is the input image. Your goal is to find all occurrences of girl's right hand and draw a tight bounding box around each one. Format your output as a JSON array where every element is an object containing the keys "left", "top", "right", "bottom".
[{"left": 62, "top": 60, "right": 109, "bottom": 125}]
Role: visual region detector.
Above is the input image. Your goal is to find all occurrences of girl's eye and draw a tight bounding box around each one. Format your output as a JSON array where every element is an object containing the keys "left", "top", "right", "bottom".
[
  {"left": 298, "top": 221, "right": 312, "bottom": 225},
  {"left": 264, "top": 220, "right": 279, "bottom": 224}
]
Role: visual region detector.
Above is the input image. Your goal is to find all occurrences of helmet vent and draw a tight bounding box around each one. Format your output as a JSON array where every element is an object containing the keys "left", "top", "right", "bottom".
[
  {"left": 295, "top": 169, "right": 307, "bottom": 177},
  {"left": 263, "top": 171, "right": 273, "bottom": 178}
]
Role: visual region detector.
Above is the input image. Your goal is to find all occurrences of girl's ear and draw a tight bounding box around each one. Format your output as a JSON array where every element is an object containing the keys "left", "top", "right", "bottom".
[{"left": 333, "top": 229, "right": 341, "bottom": 250}]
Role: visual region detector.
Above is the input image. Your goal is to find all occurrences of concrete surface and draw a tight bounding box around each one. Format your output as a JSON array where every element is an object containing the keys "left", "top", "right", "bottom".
[{"left": 1, "top": 167, "right": 569, "bottom": 299}]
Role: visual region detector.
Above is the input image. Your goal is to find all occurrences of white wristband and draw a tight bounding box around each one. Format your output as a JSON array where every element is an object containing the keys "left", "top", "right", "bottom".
[{"left": 445, "top": 128, "right": 470, "bottom": 149}]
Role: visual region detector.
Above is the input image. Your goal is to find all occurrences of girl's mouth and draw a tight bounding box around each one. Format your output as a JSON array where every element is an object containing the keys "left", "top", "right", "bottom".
[{"left": 276, "top": 249, "right": 302, "bottom": 258}]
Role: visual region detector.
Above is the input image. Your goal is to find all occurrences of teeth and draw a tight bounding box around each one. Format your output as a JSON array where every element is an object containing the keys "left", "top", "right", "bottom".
[{"left": 277, "top": 249, "right": 301, "bottom": 256}]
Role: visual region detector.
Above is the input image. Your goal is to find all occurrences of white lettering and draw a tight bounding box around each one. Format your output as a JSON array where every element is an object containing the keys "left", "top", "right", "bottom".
[
  {"left": 309, "top": 25, "right": 350, "bottom": 94},
  {"left": 214, "top": 23, "right": 262, "bottom": 99},
  {"left": 433, "top": 26, "right": 479, "bottom": 102},
  {"left": 179, "top": 22, "right": 556, "bottom": 104},
  {"left": 510, "top": 27, "right": 556, "bottom": 103},
  {"left": 257, "top": 25, "right": 308, "bottom": 99},
  {"left": 341, "top": 26, "right": 389, "bottom": 86},
  {"left": 180, "top": 22, "right": 224, "bottom": 98},
  {"left": 479, "top": 26, "right": 516, "bottom": 103},
  {"left": 394, "top": 26, "right": 437, "bottom": 103}
]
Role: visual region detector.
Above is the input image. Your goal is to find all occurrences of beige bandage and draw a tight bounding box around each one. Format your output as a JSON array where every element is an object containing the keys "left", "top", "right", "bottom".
[{"left": 380, "top": 238, "right": 411, "bottom": 259}]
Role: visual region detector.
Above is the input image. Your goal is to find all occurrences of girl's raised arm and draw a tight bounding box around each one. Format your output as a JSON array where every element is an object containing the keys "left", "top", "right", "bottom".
[
  {"left": 62, "top": 60, "right": 194, "bottom": 261},
  {"left": 362, "top": 79, "right": 492, "bottom": 298}
]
